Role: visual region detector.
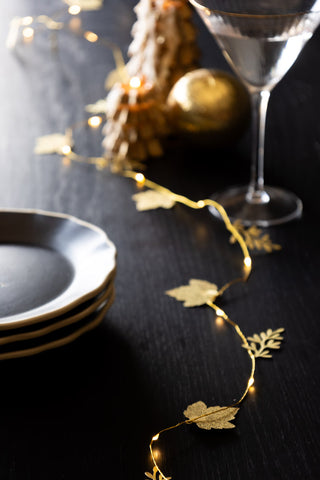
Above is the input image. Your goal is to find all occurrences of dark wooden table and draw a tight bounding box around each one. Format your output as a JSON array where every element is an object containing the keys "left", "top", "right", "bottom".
[{"left": 0, "top": 1, "right": 319, "bottom": 479}]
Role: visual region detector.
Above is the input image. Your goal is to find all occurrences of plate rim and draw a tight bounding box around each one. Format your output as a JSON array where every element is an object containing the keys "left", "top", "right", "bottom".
[
  {"left": 0, "top": 208, "right": 117, "bottom": 326},
  {"left": 0, "top": 282, "right": 115, "bottom": 343},
  {"left": 0, "top": 300, "right": 111, "bottom": 361}
]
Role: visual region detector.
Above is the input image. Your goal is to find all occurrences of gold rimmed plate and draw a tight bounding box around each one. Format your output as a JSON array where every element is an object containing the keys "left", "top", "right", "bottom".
[{"left": 0, "top": 209, "right": 116, "bottom": 328}]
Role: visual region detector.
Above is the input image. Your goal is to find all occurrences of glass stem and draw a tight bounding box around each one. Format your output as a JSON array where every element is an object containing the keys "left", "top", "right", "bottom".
[{"left": 246, "top": 89, "right": 271, "bottom": 205}]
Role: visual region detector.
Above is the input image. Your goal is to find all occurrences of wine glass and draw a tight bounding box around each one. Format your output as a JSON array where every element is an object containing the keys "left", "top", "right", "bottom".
[{"left": 189, "top": 0, "right": 320, "bottom": 226}]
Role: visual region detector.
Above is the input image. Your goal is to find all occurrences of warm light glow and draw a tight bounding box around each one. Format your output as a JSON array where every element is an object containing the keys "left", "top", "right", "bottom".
[
  {"left": 129, "top": 76, "right": 142, "bottom": 89},
  {"left": 69, "top": 16, "right": 82, "bottom": 32},
  {"left": 152, "top": 448, "right": 161, "bottom": 460},
  {"left": 135, "top": 173, "right": 145, "bottom": 185},
  {"left": 152, "top": 434, "right": 159, "bottom": 442},
  {"left": 22, "top": 27, "right": 34, "bottom": 40},
  {"left": 197, "top": 200, "right": 205, "bottom": 208},
  {"left": 68, "top": 5, "right": 81, "bottom": 15},
  {"left": 248, "top": 377, "right": 254, "bottom": 387},
  {"left": 249, "top": 385, "right": 256, "bottom": 393},
  {"left": 22, "top": 16, "right": 33, "bottom": 26},
  {"left": 244, "top": 256, "right": 252, "bottom": 268},
  {"left": 216, "top": 308, "right": 224, "bottom": 318},
  {"left": 215, "top": 316, "right": 224, "bottom": 326},
  {"left": 88, "top": 116, "right": 102, "bottom": 128},
  {"left": 84, "top": 31, "right": 98, "bottom": 43},
  {"left": 61, "top": 145, "right": 72, "bottom": 155}
]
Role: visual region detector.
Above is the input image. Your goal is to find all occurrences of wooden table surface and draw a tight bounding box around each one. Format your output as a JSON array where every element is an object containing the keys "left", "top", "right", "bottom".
[{"left": 0, "top": 1, "right": 319, "bottom": 479}]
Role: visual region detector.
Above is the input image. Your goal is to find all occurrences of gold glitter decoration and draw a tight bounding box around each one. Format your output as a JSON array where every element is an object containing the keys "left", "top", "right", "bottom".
[
  {"left": 243, "top": 328, "right": 285, "bottom": 359},
  {"left": 230, "top": 220, "right": 282, "bottom": 253},
  {"left": 184, "top": 401, "right": 239, "bottom": 430},
  {"left": 166, "top": 279, "right": 218, "bottom": 307},
  {"left": 132, "top": 190, "right": 176, "bottom": 211}
]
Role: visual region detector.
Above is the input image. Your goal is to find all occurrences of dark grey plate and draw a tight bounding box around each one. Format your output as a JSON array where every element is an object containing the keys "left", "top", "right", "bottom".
[
  {"left": 0, "top": 209, "right": 116, "bottom": 328},
  {"left": 0, "top": 295, "right": 115, "bottom": 360}
]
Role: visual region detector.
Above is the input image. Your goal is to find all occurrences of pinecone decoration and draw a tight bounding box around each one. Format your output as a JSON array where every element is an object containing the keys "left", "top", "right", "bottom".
[
  {"left": 127, "top": 0, "right": 199, "bottom": 100},
  {"left": 102, "top": 78, "right": 168, "bottom": 172}
]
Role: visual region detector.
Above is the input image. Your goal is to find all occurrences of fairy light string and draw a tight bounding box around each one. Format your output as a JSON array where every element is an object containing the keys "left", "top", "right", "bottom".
[
  {"left": 7, "top": 3, "right": 128, "bottom": 81},
  {"left": 45, "top": 123, "right": 258, "bottom": 479},
  {"left": 34, "top": 116, "right": 286, "bottom": 480},
  {"left": 14, "top": 4, "right": 285, "bottom": 477},
  {"left": 31, "top": 102, "right": 286, "bottom": 480},
  {"left": 148, "top": 304, "right": 256, "bottom": 480}
]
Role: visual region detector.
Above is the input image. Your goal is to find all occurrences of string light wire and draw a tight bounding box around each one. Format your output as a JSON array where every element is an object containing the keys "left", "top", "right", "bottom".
[{"left": 14, "top": 8, "right": 274, "bottom": 478}]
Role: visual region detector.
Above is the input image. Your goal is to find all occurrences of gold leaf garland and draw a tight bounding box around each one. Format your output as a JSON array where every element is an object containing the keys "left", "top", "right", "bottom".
[
  {"left": 230, "top": 219, "right": 282, "bottom": 253},
  {"left": 64, "top": 0, "right": 104, "bottom": 11},
  {"left": 145, "top": 467, "right": 172, "bottom": 480},
  {"left": 33, "top": 123, "right": 286, "bottom": 480},
  {"left": 166, "top": 279, "right": 218, "bottom": 307},
  {"left": 184, "top": 401, "right": 239, "bottom": 430},
  {"left": 34, "top": 132, "right": 73, "bottom": 155},
  {"left": 132, "top": 190, "right": 176, "bottom": 211},
  {"left": 19, "top": 5, "right": 285, "bottom": 476},
  {"left": 243, "top": 328, "right": 285, "bottom": 358}
]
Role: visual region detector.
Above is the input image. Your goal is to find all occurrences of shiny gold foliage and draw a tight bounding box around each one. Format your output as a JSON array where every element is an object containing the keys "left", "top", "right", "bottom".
[
  {"left": 85, "top": 99, "right": 108, "bottom": 114},
  {"left": 132, "top": 190, "right": 175, "bottom": 211},
  {"left": 64, "top": 0, "right": 104, "bottom": 10},
  {"left": 184, "top": 401, "right": 239, "bottom": 430},
  {"left": 243, "top": 328, "right": 285, "bottom": 358},
  {"left": 230, "top": 220, "right": 282, "bottom": 253},
  {"left": 34, "top": 133, "right": 73, "bottom": 155},
  {"left": 166, "top": 279, "right": 218, "bottom": 307},
  {"left": 145, "top": 467, "right": 171, "bottom": 480}
]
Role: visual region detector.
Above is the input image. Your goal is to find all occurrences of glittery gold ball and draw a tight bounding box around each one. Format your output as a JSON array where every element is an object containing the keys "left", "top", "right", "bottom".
[{"left": 167, "top": 69, "right": 250, "bottom": 145}]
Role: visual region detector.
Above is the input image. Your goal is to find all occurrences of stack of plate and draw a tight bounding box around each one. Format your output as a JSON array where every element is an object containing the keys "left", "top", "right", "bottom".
[{"left": 0, "top": 209, "right": 117, "bottom": 360}]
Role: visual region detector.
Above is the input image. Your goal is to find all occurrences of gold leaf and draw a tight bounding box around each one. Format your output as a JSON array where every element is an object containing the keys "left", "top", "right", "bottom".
[
  {"left": 105, "top": 66, "right": 128, "bottom": 90},
  {"left": 85, "top": 99, "right": 107, "bottom": 114},
  {"left": 132, "top": 190, "right": 175, "bottom": 211},
  {"left": 166, "top": 279, "right": 218, "bottom": 307},
  {"left": 243, "top": 328, "right": 285, "bottom": 358},
  {"left": 64, "top": 0, "right": 104, "bottom": 10},
  {"left": 34, "top": 133, "right": 73, "bottom": 155},
  {"left": 230, "top": 220, "right": 282, "bottom": 253},
  {"left": 184, "top": 401, "right": 239, "bottom": 430},
  {"left": 145, "top": 467, "right": 171, "bottom": 480}
]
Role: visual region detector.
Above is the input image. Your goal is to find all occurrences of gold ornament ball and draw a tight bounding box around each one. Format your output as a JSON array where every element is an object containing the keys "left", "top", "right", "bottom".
[{"left": 167, "top": 68, "right": 251, "bottom": 145}]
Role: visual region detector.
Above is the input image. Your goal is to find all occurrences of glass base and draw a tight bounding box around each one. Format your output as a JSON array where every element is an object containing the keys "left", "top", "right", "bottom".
[{"left": 209, "top": 185, "right": 303, "bottom": 227}]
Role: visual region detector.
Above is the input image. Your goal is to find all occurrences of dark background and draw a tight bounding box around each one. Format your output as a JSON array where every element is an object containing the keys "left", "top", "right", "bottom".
[{"left": 0, "top": 1, "right": 319, "bottom": 479}]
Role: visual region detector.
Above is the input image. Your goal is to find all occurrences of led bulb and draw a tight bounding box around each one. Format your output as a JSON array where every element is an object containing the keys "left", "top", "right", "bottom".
[
  {"left": 129, "top": 76, "right": 142, "bottom": 89},
  {"left": 22, "top": 27, "right": 34, "bottom": 41},
  {"left": 88, "top": 116, "right": 102, "bottom": 128},
  {"left": 61, "top": 145, "right": 71, "bottom": 155},
  {"left": 68, "top": 5, "right": 81, "bottom": 15},
  {"left": 84, "top": 31, "right": 98, "bottom": 43},
  {"left": 244, "top": 256, "right": 252, "bottom": 268},
  {"left": 135, "top": 173, "right": 145, "bottom": 185}
]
